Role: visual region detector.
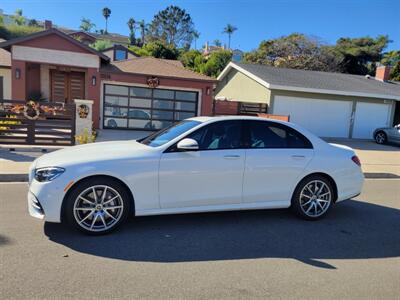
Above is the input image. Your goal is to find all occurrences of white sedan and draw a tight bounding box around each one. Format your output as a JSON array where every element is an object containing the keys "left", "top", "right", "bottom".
[{"left": 28, "top": 116, "right": 364, "bottom": 234}]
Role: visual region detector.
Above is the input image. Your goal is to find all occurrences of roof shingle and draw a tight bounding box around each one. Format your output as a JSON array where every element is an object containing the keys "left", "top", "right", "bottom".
[
  {"left": 233, "top": 63, "right": 400, "bottom": 99},
  {"left": 102, "top": 57, "right": 215, "bottom": 82}
]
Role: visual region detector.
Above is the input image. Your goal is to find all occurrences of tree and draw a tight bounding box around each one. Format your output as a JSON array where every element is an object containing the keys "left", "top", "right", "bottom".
[
  {"left": 12, "top": 9, "right": 25, "bottom": 26},
  {"left": 200, "top": 50, "right": 232, "bottom": 77},
  {"left": 192, "top": 30, "right": 200, "bottom": 49},
  {"left": 390, "top": 61, "right": 400, "bottom": 81},
  {"left": 127, "top": 18, "right": 136, "bottom": 45},
  {"left": 180, "top": 50, "right": 202, "bottom": 70},
  {"left": 381, "top": 50, "right": 400, "bottom": 66},
  {"left": 244, "top": 33, "right": 341, "bottom": 71},
  {"left": 28, "top": 19, "right": 39, "bottom": 27},
  {"left": 90, "top": 39, "right": 112, "bottom": 51},
  {"left": 148, "top": 5, "right": 195, "bottom": 47},
  {"left": 223, "top": 24, "right": 237, "bottom": 49},
  {"left": 332, "top": 35, "right": 390, "bottom": 74},
  {"left": 102, "top": 7, "right": 111, "bottom": 34},
  {"left": 213, "top": 39, "right": 222, "bottom": 47},
  {"left": 80, "top": 18, "right": 95, "bottom": 32},
  {"left": 0, "top": 15, "right": 3, "bottom": 25},
  {"left": 129, "top": 41, "right": 179, "bottom": 59},
  {"left": 180, "top": 49, "right": 231, "bottom": 77},
  {"left": 139, "top": 20, "right": 146, "bottom": 45}
]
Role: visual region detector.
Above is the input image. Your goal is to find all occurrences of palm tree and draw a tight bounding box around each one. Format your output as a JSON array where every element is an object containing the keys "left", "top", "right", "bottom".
[
  {"left": 192, "top": 30, "right": 200, "bottom": 49},
  {"left": 223, "top": 24, "right": 237, "bottom": 49},
  {"left": 139, "top": 20, "right": 146, "bottom": 45},
  {"left": 213, "top": 39, "right": 222, "bottom": 47},
  {"left": 80, "top": 18, "right": 95, "bottom": 32},
  {"left": 12, "top": 9, "right": 25, "bottom": 26},
  {"left": 102, "top": 7, "right": 111, "bottom": 34},
  {"left": 127, "top": 18, "right": 136, "bottom": 45}
]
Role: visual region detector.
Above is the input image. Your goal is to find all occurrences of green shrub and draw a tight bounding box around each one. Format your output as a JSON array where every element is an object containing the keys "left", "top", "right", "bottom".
[
  {"left": 0, "top": 24, "right": 42, "bottom": 40},
  {"left": 75, "top": 128, "right": 96, "bottom": 144},
  {"left": 90, "top": 39, "right": 113, "bottom": 51}
]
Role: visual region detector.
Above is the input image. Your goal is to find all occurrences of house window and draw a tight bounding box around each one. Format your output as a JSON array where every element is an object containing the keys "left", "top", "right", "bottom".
[
  {"left": 115, "top": 49, "right": 127, "bottom": 61},
  {"left": 103, "top": 84, "right": 198, "bottom": 130}
]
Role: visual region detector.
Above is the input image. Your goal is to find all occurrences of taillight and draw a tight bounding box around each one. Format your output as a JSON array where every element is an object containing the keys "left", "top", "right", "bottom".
[{"left": 351, "top": 155, "right": 361, "bottom": 167}]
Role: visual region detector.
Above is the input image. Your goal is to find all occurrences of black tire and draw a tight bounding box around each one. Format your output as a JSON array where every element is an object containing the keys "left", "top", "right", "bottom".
[
  {"left": 374, "top": 131, "right": 387, "bottom": 144},
  {"left": 64, "top": 177, "right": 131, "bottom": 235},
  {"left": 291, "top": 175, "right": 334, "bottom": 220}
]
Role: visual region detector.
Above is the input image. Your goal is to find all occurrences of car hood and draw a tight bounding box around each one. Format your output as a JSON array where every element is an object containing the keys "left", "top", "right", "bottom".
[{"left": 34, "top": 140, "right": 153, "bottom": 168}]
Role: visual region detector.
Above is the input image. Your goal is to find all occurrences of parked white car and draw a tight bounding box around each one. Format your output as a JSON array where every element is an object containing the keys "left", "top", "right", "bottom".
[{"left": 28, "top": 116, "right": 364, "bottom": 234}]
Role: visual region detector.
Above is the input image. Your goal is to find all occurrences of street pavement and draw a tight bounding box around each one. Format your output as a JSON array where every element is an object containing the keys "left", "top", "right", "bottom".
[{"left": 0, "top": 179, "right": 399, "bottom": 299}]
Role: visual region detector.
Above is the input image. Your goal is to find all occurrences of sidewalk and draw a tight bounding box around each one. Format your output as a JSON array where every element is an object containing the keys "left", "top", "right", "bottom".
[{"left": 0, "top": 139, "right": 399, "bottom": 182}]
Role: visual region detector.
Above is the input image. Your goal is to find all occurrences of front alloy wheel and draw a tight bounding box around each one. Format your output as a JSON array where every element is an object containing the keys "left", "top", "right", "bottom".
[
  {"left": 375, "top": 132, "right": 386, "bottom": 144},
  {"left": 65, "top": 178, "right": 131, "bottom": 234},
  {"left": 292, "top": 176, "right": 333, "bottom": 220},
  {"left": 73, "top": 185, "right": 124, "bottom": 232}
]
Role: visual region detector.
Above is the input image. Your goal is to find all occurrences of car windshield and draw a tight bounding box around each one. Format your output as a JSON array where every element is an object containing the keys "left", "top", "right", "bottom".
[{"left": 139, "top": 120, "right": 201, "bottom": 147}]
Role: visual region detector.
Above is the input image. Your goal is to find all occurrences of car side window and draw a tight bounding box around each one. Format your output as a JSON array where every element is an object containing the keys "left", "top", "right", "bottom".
[
  {"left": 247, "top": 121, "right": 312, "bottom": 149},
  {"left": 186, "top": 120, "right": 243, "bottom": 150}
]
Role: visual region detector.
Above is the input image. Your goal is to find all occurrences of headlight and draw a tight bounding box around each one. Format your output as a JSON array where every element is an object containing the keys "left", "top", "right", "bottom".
[{"left": 34, "top": 167, "right": 65, "bottom": 182}]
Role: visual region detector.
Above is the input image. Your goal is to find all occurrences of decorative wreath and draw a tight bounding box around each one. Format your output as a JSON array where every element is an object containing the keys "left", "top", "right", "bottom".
[
  {"left": 23, "top": 101, "right": 40, "bottom": 120},
  {"left": 147, "top": 76, "right": 160, "bottom": 88},
  {"left": 78, "top": 104, "right": 89, "bottom": 119}
]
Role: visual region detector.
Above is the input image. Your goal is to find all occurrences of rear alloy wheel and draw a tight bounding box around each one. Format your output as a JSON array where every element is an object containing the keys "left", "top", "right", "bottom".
[
  {"left": 65, "top": 178, "right": 131, "bottom": 235},
  {"left": 375, "top": 132, "right": 387, "bottom": 144},
  {"left": 292, "top": 176, "right": 333, "bottom": 220}
]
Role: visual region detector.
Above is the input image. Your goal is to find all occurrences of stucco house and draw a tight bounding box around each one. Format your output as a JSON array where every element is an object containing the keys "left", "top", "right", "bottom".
[
  {"left": 0, "top": 27, "right": 216, "bottom": 131},
  {"left": 0, "top": 38, "right": 11, "bottom": 99},
  {"left": 216, "top": 62, "right": 400, "bottom": 139}
]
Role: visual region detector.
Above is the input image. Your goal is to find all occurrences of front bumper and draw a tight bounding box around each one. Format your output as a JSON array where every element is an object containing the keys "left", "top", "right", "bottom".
[
  {"left": 27, "top": 191, "right": 45, "bottom": 219},
  {"left": 28, "top": 177, "right": 69, "bottom": 223}
]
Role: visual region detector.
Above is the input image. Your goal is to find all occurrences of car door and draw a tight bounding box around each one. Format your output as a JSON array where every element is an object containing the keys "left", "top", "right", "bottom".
[
  {"left": 159, "top": 120, "right": 246, "bottom": 209},
  {"left": 242, "top": 120, "right": 314, "bottom": 204}
]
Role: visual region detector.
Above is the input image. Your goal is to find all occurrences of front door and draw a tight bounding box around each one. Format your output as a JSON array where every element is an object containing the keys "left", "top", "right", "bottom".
[
  {"left": 242, "top": 120, "right": 313, "bottom": 204},
  {"left": 51, "top": 70, "right": 85, "bottom": 103},
  {"left": 159, "top": 120, "right": 245, "bottom": 209}
]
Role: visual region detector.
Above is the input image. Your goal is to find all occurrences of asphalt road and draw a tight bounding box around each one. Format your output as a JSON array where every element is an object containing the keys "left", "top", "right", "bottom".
[{"left": 0, "top": 180, "right": 399, "bottom": 299}]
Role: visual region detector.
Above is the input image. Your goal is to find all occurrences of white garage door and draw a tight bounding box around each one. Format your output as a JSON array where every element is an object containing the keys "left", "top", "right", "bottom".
[
  {"left": 273, "top": 96, "right": 352, "bottom": 138},
  {"left": 352, "top": 102, "right": 391, "bottom": 139}
]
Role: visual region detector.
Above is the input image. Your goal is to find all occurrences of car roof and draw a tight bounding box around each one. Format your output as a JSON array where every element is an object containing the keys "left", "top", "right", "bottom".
[{"left": 188, "top": 115, "right": 289, "bottom": 126}]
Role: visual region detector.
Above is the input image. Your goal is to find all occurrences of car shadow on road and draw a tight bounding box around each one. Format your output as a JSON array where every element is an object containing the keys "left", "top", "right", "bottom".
[{"left": 44, "top": 199, "right": 400, "bottom": 269}]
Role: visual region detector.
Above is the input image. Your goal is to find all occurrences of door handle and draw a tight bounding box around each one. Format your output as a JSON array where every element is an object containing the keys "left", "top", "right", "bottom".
[
  {"left": 291, "top": 155, "right": 305, "bottom": 159},
  {"left": 223, "top": 155, "right": 241, "bottom": 159}
]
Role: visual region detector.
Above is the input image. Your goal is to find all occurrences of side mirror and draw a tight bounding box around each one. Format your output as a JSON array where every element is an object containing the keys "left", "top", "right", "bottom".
[{"left": 177, "top": 138, "right": 199, "bottom": 151}]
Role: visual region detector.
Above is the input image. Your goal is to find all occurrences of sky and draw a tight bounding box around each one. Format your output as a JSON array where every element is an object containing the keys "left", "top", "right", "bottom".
[{"left": 1, "top": 0, "right": 399, "bottom": 51}]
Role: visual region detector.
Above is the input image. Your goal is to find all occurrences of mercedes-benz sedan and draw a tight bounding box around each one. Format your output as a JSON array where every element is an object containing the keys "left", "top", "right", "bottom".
[{"left": 28, "top": 116, "right": 364, "bottom": 234}]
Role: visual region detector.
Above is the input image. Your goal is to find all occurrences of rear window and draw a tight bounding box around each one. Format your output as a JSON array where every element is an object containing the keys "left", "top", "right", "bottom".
[{"left": 246, "top": 121, "right": 313, "bottom": 149}]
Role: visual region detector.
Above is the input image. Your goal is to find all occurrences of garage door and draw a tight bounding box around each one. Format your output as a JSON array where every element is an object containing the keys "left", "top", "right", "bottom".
[
  {"left": 352, "top": 102, "right": 391, "bottom": 139},
  {"left": 273, "top": 96, "right": 352, "bottom": 138},
  {"left": 103, "top": 84, "right": 198, "bottom": 130}
]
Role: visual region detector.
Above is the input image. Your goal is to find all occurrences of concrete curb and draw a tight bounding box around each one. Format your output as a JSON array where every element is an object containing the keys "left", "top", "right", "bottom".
[
  {"left": 0, "top": 172, "right": 398, "bottom": 183},
  {"left": 363, "top": 173, "right": 400, "bottom": 179},
  {"left": 0, "top": 174, "right": 29, "bottom": 182}
]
